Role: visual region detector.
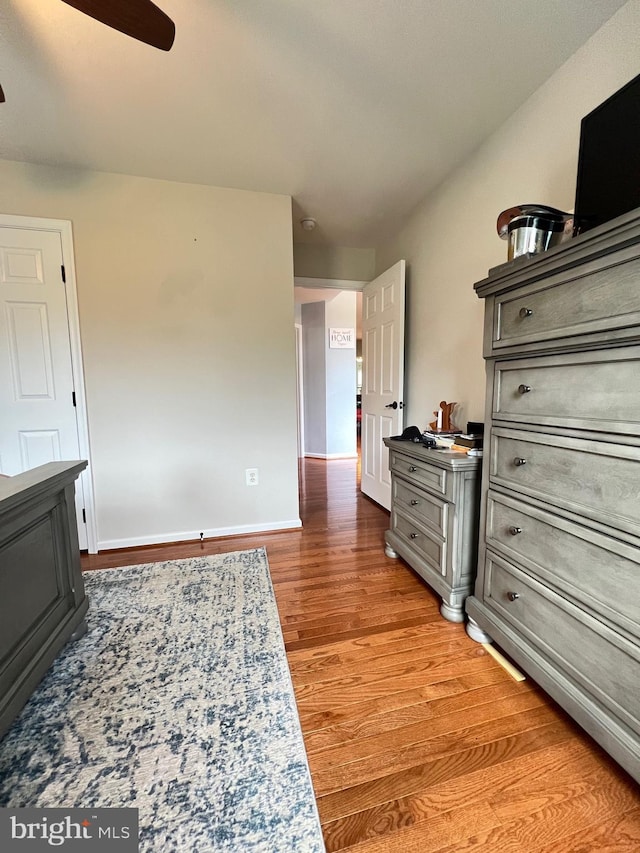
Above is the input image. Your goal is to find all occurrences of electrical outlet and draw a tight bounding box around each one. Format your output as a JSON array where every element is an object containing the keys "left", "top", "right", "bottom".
[{"left": 246, "top": 468, "right": 259, "bottom": 486}]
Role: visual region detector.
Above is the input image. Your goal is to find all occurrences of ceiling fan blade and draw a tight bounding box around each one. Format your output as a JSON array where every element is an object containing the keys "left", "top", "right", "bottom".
[{"left": 60, "top": 0, "right": 175, "bottom": 51}]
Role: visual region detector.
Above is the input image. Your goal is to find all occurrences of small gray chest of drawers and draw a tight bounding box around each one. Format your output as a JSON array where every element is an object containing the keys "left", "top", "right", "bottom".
[
  {"left": 465, "top": 208, "right": 640, "bottom": 783},
  {"left": 383, "top": 438, "right": 481, "bottom": 622}
]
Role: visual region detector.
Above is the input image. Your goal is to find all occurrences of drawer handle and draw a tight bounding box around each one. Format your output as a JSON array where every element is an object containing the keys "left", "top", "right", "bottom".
[
  {"left": 410, "top": 532, "right": 419, "bottom": 539},
  {"left": 507, "top": 591, "right": 520, "bottom": 602},
  {"left": 509, "top": 526, "right": 522, "bottom": 535},
  {"left": 518, "top": 384, "right": 531, "bottom": 394},
  {"left": 410, "top": 499, "right": 420, "bottom": 506},
  {"left": 519, "top": 307, "right": 534, "bottom": 319},
  {"left": 513, "top": 457, "right": 527, "bottom": 467},
  {"left": 409, "top": 465, "right": 417, "bottom": 472}
]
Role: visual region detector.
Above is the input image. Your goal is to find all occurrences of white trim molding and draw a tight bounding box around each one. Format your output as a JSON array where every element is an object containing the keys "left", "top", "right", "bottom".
[
  {"left": 98, "top": 518, "right": 303, "bottom": 551},
  {"left": 294, "top": 323, "right": 305, "bottom": 458},
  {"left": 294, "top": 276, "right": 369, "bottom": 291},
  {"left": 304, "top": 452, "right": 359, "bottom": 460}
]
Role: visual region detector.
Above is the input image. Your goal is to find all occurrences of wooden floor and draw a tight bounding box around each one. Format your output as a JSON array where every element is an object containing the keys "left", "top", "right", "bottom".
[{"left": 81, "top": 455, "right": 640, "bottom": 851}]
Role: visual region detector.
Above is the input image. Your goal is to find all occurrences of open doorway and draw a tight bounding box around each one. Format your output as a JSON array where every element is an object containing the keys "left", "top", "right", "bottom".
[
  {"left": 294, "top": 262, "right": 406, "bottom": 510},
  {"left": 294, "top": 279, "right": 364, "bottom": 460}
]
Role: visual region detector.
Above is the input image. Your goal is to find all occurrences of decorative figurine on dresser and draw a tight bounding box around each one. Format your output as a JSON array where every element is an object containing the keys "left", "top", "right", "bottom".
[
  {"left": 383, "top": 419, "right": 481, "bottom": 623},
  {"left": 465, "top": 207, "right": 640, "bottom": 784}
]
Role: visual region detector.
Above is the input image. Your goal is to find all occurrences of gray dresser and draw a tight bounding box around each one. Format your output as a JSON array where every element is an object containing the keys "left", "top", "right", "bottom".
[
  {"left": 465, "top": 208, "right": 640, "bottom": 783},
  {"left": 1, "top": 461, "right": 88, "bottom": 739},
  {"left": 383, "top": 438, "right": 481, "bottom": 622}
]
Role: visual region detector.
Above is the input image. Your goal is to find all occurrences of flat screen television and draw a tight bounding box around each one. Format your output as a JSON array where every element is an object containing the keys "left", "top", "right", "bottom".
[{"left": 574, "top": 72, "right": 640, "bottom": 234}]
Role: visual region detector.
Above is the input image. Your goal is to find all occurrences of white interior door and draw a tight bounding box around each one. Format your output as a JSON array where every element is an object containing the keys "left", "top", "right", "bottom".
[
  {"left": 0, "top": 223, "right": 91, "bottom": 549},
  {"left": 360, "top": 260, "right": 405, "bottom": 509}
]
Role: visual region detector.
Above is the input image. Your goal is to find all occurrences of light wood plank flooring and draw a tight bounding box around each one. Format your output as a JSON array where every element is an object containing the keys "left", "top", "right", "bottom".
[{"left": 81, "top": 455, "right": 640, "bottom": 851}]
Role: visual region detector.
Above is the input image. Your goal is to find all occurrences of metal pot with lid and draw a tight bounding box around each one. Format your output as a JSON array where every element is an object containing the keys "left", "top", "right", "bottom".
[{"left": 497, "top": 204, "right": 571, "bottom": 261}]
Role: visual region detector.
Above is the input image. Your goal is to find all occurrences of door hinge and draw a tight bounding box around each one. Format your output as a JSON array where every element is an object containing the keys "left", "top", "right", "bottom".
[
  {"left": 61, "top": 264, "right": 66, "bottom": 283},
  {"left": 82, "top": 508, "right": 86, "bottom": 524},
  {"left": 72, "top": 391, "right": 76, "bottom": 407}
]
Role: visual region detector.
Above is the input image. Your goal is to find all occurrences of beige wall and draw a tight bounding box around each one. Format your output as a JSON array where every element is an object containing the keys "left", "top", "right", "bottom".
[
  {"left": 293, "top": 243, "right": 375, "bottom": 280},
  {"left": 376, "top": 0, "right": 640, "bottom": 432},
  {"left": 0, "top": 160, "right": 299, "bottom": 548}
]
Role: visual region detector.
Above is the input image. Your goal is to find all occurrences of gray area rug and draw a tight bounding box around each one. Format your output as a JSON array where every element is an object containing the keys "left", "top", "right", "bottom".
[{"left": 0, "top": 548, "right": 325, "bottom": 852}]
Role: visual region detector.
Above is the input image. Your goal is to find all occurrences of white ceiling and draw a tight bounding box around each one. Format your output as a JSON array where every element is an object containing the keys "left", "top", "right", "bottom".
[{"left": 0, "top": 0, "right": 627, "bottom": 246}]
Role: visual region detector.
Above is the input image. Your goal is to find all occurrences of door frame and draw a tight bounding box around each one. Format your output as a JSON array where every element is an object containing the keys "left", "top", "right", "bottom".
[
  {"left": 0, "top": 212, "right": 98, "bottom": 553},
  {"left": 294, "top": 323, "right": 305, "bottom": 457}
]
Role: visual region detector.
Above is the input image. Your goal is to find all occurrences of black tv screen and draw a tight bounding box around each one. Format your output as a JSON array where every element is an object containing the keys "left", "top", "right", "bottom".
[{"left": 574, "top": 72, "right": 640, "bottom": 234}]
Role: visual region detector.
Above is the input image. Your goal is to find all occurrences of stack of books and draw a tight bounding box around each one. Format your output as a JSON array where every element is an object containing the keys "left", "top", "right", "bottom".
[
  {"left": 422, "top": 423, "right": 484, "bottom": 455},
  {"left": 450, "top": 433, "right": 484, "bottom": 455},
  {"left": 421, "top": 429, "right": 461, "bottom": 449}
]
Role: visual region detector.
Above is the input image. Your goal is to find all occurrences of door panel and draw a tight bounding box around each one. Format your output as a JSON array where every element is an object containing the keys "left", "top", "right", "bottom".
[
  {"left": 19, "top": 430, "right": 63, "bottom": 469},
  {"left": 2, "top": 244, "right": 45, "bottom": 284},
  {"left": 381, "top": 320, "right": 395, "bottom": 394},
  {"left": 7, "top": 302, "right": 56, "bottom": 399}
]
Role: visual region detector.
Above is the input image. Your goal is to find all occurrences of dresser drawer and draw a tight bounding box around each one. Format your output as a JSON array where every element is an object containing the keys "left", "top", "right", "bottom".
[
  {"left": 491, "top": 428, "right": 640, "bottom": 540},
  {"left": 486, "top": 491, "right": 640, "bottom": 639},
  {"left": 484, "top": 552, "right": 640, "bottom": 736},
  {"left": 391, "top": 508, "right": 447, "bottom": 576},
  {"left": 392, "top": 478, "right": 448, "bottom": 538},
  {"left": 492, "top": 255, "right": 640, "bottom": 351},
  {"left": 389, "top": 450, "right": 451, "bottom": 500},
  {"left": 493, "top": 348, "right": 640, "bottom": 436}
]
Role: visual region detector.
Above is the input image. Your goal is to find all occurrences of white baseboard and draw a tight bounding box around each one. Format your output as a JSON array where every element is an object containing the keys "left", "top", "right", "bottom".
[
  {"left": 304, "top": 452, "right": 358, "bottom": 459},
  {"left": 97, "top": 518, "right": 302, "bottom": 552}
]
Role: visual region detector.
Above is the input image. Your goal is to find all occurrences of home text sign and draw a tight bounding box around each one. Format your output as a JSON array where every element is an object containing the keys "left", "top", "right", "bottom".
[{"left": 329, "top": 328, "right": 355, "bottom": 349}]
